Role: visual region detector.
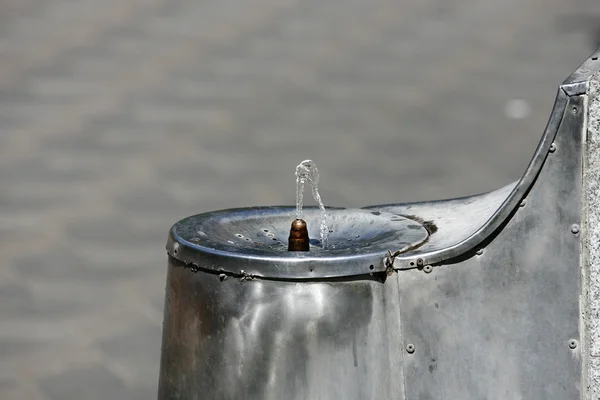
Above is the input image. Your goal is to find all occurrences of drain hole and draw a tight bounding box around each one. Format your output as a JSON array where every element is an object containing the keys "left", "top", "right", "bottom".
[
  {"left": 410, "top": 262, "right": 415, "bottom": 266},
  {"left": 263, "top": 229, "right": 269, "bottom": 232},
  {"left": 369, "top": 265, "right": 374, "bottom": 270},
  {"left": 272, "top": 237, "right": 277, "bottom": 241},
  {"left": 236, "top": 234, "right": 243, "bottom": 238}
]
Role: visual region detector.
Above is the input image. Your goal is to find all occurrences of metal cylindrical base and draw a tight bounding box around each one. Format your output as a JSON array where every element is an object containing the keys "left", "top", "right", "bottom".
[{"left": 158, "top": 257, "right": 403, "bottom": 400}]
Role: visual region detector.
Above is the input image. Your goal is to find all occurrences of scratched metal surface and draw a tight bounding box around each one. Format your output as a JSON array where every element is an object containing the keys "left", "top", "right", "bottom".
[{"left": 395, "top": 94, "right": 583, "bottom": 399}]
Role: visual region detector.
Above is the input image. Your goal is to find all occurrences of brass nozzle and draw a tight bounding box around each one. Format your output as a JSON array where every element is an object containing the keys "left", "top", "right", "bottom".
[{"left": 288, "top": 219, "right": 309, "bottom": 251}]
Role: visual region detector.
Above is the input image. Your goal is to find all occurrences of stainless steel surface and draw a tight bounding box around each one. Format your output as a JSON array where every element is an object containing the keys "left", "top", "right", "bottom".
[
  {"left": 395, "top": 93, "right": 584, "bottom": 399},
  {"left": 166, "top": 207, "right": 428, "bottom": 278},
  {"left": 158, "top": 257, "right": 405, "bottom": 400},
  {"left": 159, "top": 49, "right": 598, "bottom": 400}
]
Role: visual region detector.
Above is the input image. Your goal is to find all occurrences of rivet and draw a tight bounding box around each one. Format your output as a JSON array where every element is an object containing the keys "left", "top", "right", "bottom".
[
  {"left": 476, "top": 249, "right": 484, "bottom": 256},
  {"left": 571, "top": 224, "right": 580, "bottom": 234},
  {"left": 406, "top": 343, "right": 415, "bottom": 354},
  {"left": 416, "top": 258, "right": 424, "bottom": 267},
  {"left": 423, "top": 265, "right": 432, "bottom": 274},
  {"left": 569, "top": 339, "right": 578, "bottom": 349},
  {"left": 549, "top": 143, "right": 556, "bottom": 153},
  {"left": 519, "top": 199, "right": 526, "bottom": 207}
]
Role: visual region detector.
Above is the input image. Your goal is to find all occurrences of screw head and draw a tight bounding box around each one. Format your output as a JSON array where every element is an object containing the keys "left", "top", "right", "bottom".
[
  {"left": 416, "top": 258, "right": 424, "bottom": 267},
  {"left": 406, "top": 343, "right": 415, "bottom": 354},
  {"left": 549, "top": 143, "right": 556, "bottom": 153},
  {"left": 571, "top": 224, "right": 580, "bottom": 234},
  {"left": 569, "top": 339, "right": 578, "bottom": 349},
  {"left": 423, "top": 265, "right": 433, "bottom": 274}
]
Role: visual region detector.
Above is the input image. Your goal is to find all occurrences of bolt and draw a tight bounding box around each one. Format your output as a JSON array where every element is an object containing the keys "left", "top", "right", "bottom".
[
  {"left": 571, "top": 224, "right": 580, "bottom": 234},
  {"left": 549, "top": 143, "right": 556, "bottom": 153},
  {"left": 476, "top": 249, "right": 484, "bottom": 256},
  {"left": 406, "top": 343, "right": 415, "bottom": 354},
  {"left": 423, "top": 265, "right": 432, "bottom": 274},
  {"left": 569, "top": 339, "right": 578, "bottom": 349}
]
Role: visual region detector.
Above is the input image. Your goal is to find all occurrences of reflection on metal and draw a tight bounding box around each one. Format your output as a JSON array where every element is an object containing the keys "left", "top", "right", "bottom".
[
  {"left": 288, "top": 219, "right": 310, "bottom": 251},
  {"left": 158, "top": 48, "right": 600, "bottom": 399}
]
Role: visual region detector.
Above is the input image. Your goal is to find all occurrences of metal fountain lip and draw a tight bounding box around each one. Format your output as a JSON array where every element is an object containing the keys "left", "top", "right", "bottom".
[{"left": 167, "top": 206, "right": 429, "bottom": 279}]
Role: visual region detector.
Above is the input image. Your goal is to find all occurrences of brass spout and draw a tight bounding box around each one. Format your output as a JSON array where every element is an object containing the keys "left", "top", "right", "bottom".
[{"left": 288, "top": 219, "right": 309, "bottom": 251}]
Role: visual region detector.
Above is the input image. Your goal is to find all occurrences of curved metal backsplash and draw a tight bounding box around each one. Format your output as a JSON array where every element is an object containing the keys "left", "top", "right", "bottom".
[{"left": 366, "top": 49, "right": 600, "bottom": 269}]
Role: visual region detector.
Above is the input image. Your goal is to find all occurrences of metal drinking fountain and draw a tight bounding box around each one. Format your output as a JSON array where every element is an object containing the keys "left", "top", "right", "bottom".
[{"left": 158, "top": 48, "right": 600, "bottom": 399}]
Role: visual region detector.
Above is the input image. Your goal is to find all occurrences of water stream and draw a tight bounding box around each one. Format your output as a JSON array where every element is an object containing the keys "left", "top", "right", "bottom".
[{"left": 295, "top": 160, "right": 329, "bottom": 248}]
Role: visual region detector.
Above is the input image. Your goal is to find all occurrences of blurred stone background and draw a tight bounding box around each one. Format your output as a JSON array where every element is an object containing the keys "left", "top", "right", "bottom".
[{"left": 0, "top": 0, "right": 598, "bottom": 398}]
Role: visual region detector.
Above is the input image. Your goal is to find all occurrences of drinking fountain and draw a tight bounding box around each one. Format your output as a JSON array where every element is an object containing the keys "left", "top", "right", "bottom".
[{"left": 158, "top": 48, "right": 600, "bottom": 399}]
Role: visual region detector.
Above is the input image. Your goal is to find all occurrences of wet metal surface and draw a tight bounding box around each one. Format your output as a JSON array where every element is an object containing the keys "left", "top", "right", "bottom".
[{"left": 167, "top": 207, "right": 429, "bottom": 278}]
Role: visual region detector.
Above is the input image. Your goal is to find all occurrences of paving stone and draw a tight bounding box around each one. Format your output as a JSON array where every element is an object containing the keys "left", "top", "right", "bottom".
[
  {"left": 97, "top": 320, "right": 162, "bottom": 389},
  {"left": 39, "top": 364, "right": 136, "bottom": 400},
  {"left": 0, "top": 337, "right": 50, "bottom": 359},
  {"left": 12, "top": 245, "right": 155, "bottom": 283},
  {"left": 64, "top": 214, "right": 166, "bottom": 245},
  {"left": 0, "top": 278, "right": 110, "bottom": 321},
  {"left": 0, "top": 284, "right": 32, "bottom": 318}
]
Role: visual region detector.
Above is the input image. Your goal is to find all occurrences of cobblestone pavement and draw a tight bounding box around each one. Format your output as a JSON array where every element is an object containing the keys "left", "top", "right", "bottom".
[{"left": 0, "top": 0, "right": 598, "bottom": 398}]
